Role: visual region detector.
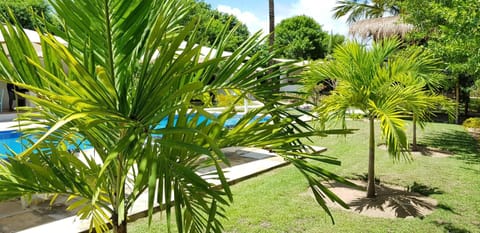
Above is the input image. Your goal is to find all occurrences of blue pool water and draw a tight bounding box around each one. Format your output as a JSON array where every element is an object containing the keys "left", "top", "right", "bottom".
[
  {"left": 0, "top": 130, "right": 25, "bottom": 157},
  {"left": 0, "top": 113, "right": 268, "bottom": 159}
]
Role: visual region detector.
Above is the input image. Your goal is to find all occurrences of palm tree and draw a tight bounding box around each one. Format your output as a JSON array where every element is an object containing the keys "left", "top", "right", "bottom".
[
  {"left": 334, "top": 1, "right": 452, "bottom": 150},
  {"left": 394, "top": 48, "right": 453, "bottom": 151},
  {"left": 0, "top": 0, "right": 350, "bottom": 232},
  {"left": 304, "top": 38, "right": 439, "bottom": 198},
  {"left": 333, "top": 0, "right": 400, "bottom": 24}
]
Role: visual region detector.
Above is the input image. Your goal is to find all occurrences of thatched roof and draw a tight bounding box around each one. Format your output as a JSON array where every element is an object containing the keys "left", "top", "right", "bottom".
[{"left": 349, "top": 16, "right": 413, "bottom": 40}]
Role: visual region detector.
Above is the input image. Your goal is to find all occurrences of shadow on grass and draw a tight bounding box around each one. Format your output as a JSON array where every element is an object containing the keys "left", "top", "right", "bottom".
[
  {"left": 436, "top": 203, "right": 459, "bottom": 215},
  {"left": 327, "top": 179, "right": 438, "bottom": 219},
  {"left": 460, "top": 166, "right": 480, "bottom": 174},
  {"left": 433, "top": 221, "right": 471, "bottom": 233},
  {"left": 347, "top": 183, "right": 437, "bottom": 219},
  {"left": 407, "top": 182, "right": 443, "bottom": 196},
  {"left": 420, "top": 129, "right": 480, "bottom": 164}
]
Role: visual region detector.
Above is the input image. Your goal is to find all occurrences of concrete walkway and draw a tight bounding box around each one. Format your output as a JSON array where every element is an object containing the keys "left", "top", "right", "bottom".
[{"left": 0, "top": 146, "right": 326, "bottom": 233}]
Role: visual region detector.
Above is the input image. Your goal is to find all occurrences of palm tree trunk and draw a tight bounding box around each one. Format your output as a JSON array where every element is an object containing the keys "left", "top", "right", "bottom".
[
  {"left": 113, "top": 148, "right": 127, "bottom": 233},
  {"left": 112, "top": 179, "right": 127, "bottom": 233},
  {"left": 367, "top": 116, "right": 376, "bottom": 198},
  {"left": 268, "top": 0, "right": 279, "bottom": 92},
  {"left": 268, "top": 0, "right": 275, "bottom": 50},
  {"left": 112, "top": 212, "right": 127, "bottom": 233},
  {"left": 412, "top": 114, "right": 417, "bottom": 151}
]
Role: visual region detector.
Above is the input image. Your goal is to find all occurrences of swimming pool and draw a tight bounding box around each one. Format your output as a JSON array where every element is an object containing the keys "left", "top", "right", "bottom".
[
  {"left": 0, "top": 113, "right": 269, "bottom": 159},
  {"left": 0, "top": 130, "right": 92, "bottom": 159}
]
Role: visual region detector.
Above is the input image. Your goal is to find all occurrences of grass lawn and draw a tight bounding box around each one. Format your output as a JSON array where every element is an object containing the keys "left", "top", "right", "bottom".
[{"left": 129, "top": 119, "right": 480, "bottom": 233}]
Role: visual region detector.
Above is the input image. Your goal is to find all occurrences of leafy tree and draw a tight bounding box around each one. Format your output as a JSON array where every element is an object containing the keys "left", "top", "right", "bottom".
[
  {"left": 180, "top": 0, "right": 250, "bottom": 51},
  {"left": 400, "top": 0, "right": 480, "bottom": 121},
  {"left": 274, "top": 15, "right": 329, "bottom": 60},
  {"left": 0, "top": 0, "right": 350, "bottom": 232},
  {"left": 304, "top": 39, "right": 440, "bottom": 198},
  {"left": 0, "top": 0, "right": 55, "bottom": 29}
]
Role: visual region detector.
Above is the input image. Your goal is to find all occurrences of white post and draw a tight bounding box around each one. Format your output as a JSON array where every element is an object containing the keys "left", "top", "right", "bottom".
[{"left": 243, "top": 97, "right": 248, "bottom": 113}]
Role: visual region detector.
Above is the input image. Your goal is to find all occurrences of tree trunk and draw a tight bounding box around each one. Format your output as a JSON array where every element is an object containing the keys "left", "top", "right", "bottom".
[
  {"left": 267, "top": 0, "right": 280, "bottom": 92},
  {"left": 412, "top": 114, "right": 418, "bottom": 151},
  {"left": 112, "top": 212, "right": 127, "bottom": 233},
  {"left": 111, "top": 183, "right": 127, "bottom": 233},
  {"left": 367, "top": 116, "right": 376, "bottom": 198},
  {"left": 268, "top": 0, "right": 275, "bottom": 50},
  {"left": 113, "top": 148, "right": 127, "bottom": 233},
  {"left": 464, "top": 93, "right": 469, "bottom": 117},
  {"left": 455, "top": 79, "right": 460, "bottom": 124}
]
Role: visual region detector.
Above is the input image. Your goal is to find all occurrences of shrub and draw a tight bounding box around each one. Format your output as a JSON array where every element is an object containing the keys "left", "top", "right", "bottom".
[
  {"left": 0, "top": 0, "right": 55, "bottom": 30},
  {"left": 215, "top": 94, "right": 252, "bottom": 107},
  {"left": 349, "top": 113, "right": 363, "bottom": 120},
  {"left": 462, "top": 117, "right": 480, "bottom": 128}
]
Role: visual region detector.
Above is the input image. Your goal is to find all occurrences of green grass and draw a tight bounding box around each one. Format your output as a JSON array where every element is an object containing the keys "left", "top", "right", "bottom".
[{"left": 129, "top": 120, "right": 480, "bottom": 233}]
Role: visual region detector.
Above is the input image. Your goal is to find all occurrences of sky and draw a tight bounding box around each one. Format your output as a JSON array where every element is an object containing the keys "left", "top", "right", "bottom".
[{"left": 202, "top": 0, "right": 349, "bottom": 37}]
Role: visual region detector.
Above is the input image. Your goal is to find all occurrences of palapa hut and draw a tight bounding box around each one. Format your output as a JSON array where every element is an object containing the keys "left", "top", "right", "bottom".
[{"left": 349, "top": 15, "right": 413, "bottom": 41}]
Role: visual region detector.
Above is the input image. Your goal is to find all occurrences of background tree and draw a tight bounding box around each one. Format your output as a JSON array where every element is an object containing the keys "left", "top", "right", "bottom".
[
  {"left": 274, "top": 15, "right": 331, "bottom": 60},
  {"left": 0, "top": 0, "right": 56, "bottom": 29},
  {"left": 400, "top": 0, "right": 480, "bottom": 122},
  {"left": 304, "top": 39, "right": 439, "bottom": 198},
  {"left": 336, "top": 0, "right": 479, "bottom": 123},
  {"left": 180, "top": 0, "right": 250, "bottom": 51},
  {"left": 0, "top": 0, "right": 351, "bottom": 232},
  {"left": 325, "top": 32, "right": 345, "bottom": 55}
]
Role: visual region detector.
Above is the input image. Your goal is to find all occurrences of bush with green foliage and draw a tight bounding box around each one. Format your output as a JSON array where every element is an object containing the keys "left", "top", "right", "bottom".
[
  {"left": 275, "top": 15, "right": 343, "bottom": 60},
  {"left": 462, "top": 117, "right": 480, "bottom": 129},
  {"left": 0, "top": 0, "right": 54, "bottom": 29}
]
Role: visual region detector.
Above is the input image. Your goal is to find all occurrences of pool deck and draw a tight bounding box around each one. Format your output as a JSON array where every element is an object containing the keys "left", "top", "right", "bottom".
[
  {"left": 0, "top": 112, "right": 325, "bottom": 233},
  {"left": 0, "top": 112, "right": 19, "bottom": 131}
]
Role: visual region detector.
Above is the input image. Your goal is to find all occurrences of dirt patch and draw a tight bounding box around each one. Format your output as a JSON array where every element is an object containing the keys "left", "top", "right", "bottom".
[
  {"left": 466, "top": 128, "right": 480, "bottom": 140},
  {"left": 307, "top": 180, "right": 438, "bottom": 219}
]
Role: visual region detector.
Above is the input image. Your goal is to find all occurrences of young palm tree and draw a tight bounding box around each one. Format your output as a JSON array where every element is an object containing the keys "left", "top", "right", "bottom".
[
  {"left": 393, "top": 48, "right": 453, "bottom": 151},
  {"left": 0, "top": 0, "right": 350, "bottom": 232},
  {"left": 304, "top": 39, "right": 438, "bottom": 198}
]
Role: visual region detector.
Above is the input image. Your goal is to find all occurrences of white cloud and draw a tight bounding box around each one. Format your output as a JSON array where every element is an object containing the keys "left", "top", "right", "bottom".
[
  {"left": 217, "top": 5, "right": 268, "bottom": 35},
  {"left": 286, "top": 0, "right": 349, "bottom": 36}
]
